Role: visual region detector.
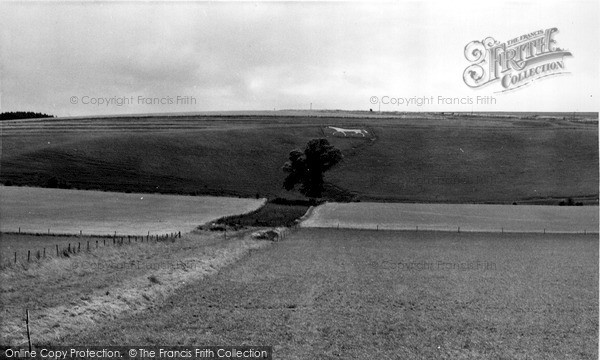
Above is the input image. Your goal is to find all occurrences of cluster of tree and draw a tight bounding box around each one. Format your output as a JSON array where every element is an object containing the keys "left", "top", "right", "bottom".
[
  {"left": 283, "top": 138, "right": 343, "bottom": 198},
  {"left": 0, "top": 111, "right": 55, "bottom": 120},
  {"left": 558, "top": 197, "right": 583, "bottom": 206}
]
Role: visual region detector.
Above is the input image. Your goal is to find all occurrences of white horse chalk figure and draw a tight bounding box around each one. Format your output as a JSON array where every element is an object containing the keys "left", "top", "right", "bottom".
[{"left": 327, "top": 126, "right": 369, "bottom": 137}]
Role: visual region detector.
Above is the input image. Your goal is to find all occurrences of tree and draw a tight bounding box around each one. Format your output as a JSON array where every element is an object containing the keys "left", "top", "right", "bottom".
[{"left": 283, "top": 138, "right": 343, "bottom": 198}]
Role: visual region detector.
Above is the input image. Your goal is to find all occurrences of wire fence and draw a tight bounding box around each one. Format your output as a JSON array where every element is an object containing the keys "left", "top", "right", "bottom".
[{"left": 1, "top": 230, "right": 182, "bottom": 269}]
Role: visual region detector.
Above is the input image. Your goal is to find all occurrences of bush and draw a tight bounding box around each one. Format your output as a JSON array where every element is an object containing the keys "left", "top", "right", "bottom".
[
  {"left": 269, "top": 197, "right": 323, "bottom": 206},
  {"left": 45, "top": 176, "right": 72, "bottom": 189},
  {"left": 559, "top": 198, "right": 582, "bottom": 206},
  {"left": 213, "top": 202, "right": 310, "bottom": 228}
]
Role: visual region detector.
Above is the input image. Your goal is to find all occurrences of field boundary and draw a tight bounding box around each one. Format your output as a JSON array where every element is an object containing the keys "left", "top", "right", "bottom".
[
  {"left": 296, "top": 205, "right": 316, "bottom": 224},
  {"left": 300, "top": 224, "right": 599, "bottom": 235},
  {"left": 0, "top": 231, "right": 181, "bottom": 269}
]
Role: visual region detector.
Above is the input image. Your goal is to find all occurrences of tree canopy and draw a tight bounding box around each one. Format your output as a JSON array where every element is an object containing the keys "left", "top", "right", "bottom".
[
  {"left": 0, "top": 111, "right": 54, "bottom": 120},
  {"left": 283, "top": 138, "right": 343, "bottom": 198}
]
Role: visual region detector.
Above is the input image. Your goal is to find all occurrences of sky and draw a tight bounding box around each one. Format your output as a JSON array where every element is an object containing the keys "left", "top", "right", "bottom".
[{"left": 0, "top": 0, "right": 598, "bottom": 116}]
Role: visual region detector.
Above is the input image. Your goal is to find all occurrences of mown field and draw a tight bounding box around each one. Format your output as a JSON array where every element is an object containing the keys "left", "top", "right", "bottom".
[
  {"left": 41, "top": 228, "right": 597, "bottom": 359},
  {"left": 1, "top": 112, "right": 597, "bottom": 204},
  {"left": 302, "top": 202, "right": 599, "bottom": 233},
  {"left": 0, "top": 186, "right": 264, "bottom": 235}
]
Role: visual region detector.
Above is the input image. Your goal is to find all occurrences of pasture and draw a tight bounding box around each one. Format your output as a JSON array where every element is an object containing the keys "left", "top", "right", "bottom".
[
  {"left": 301, "top": 202, "right": 599, "bottom": 233},
  {"left": 1, "top": 112, "right": 597, "bottom": 204},
  {"left": 47, "top": 228, "right": 598, "bottom": 359},
  {"left": 0, "top": 186, "right": 264, "bottom": 235}
]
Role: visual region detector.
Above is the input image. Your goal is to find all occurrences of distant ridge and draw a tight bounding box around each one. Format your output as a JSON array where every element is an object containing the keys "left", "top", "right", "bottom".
[{"left": 2, "top": 110, "right": 597, "bottom": 121}]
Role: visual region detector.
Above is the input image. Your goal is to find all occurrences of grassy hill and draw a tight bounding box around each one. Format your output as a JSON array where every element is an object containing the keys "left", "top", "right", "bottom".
[{"left": 1, "top": 113, "right": 597, "bottom": 204}]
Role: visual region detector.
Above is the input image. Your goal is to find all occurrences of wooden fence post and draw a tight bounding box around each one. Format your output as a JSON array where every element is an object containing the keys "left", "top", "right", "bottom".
[
  {"left": 27, "top": 250, "right": 30, "bottom": 262},
  {"left": 26, "top": 309, "right": 32, "bottom": 352},
  {"left": 56, "top": 244, "right": 59, "bottom": 256}
]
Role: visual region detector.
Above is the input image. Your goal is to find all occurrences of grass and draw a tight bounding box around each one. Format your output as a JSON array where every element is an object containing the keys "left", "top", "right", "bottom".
[
  {"left": 0, "top": 229, "right": 273, "bottom": 346},
  {"left": 211, "top": 199, "right": 316, "bottom": 228},
  {"left": 0, "top": 233, "right": 119, "bottom": 268},
  {"left": 301, "top": 202, "right": 599, "bottom": 233},
  {"left": 0, "top": 186, "right": 265, "bottom": 235},
  {"left": 1, "top": 113, "right": 597, "bottom": 204},
  {"left": 49, "top": 228, "right": 598, "bottom": 359}
]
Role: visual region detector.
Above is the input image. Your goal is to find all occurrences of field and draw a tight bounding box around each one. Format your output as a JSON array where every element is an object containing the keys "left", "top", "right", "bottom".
[
  {"left": 0, "top": 186, "right": 264, "bottom": 235},
  {"left": 0, "top": 229, "right": 273, "bottom": 347},
  {"left": 302, "top": 202, "right": 599, "bottom": 233},
  {"left": 4, "top": 228, "right": 595, "bottom": 359},
  {"left": 0, "top": 111, "right": 598, "bottom": 358},
  {"left": 1, "top": 112, "right": 597, "bottom": 204}
]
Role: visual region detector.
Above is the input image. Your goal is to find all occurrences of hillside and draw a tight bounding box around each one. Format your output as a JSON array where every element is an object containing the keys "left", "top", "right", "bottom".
[{"left": 0, "top": 113, "right": 597, "bottom": 204}]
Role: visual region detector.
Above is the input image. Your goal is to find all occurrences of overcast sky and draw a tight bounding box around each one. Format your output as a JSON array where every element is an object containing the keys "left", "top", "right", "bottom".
[{"left": 0, "top": 0, "right": 597, "bottom": 116}]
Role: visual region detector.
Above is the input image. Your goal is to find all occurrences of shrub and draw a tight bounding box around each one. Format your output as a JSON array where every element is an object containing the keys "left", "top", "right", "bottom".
[{"left": 45, "top": 176, "right": 72, "bottom": 189}]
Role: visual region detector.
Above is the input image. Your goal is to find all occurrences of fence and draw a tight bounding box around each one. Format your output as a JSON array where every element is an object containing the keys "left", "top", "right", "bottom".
[
  {"left": 2, "top": 230, "right": 182, "bottom": 268},
  {"left": 326, "top": 223, "right": 597, "bottom": 235}
]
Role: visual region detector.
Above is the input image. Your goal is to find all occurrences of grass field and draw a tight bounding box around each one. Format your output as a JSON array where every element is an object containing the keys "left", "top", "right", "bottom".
[
  {"left": 0, "top": 186, "right": 265, "bottom": 235},
  {"left": 302, "top": 202, "right": 599, "bottom": 233},
  {"left": 0, "top": 229, "right": 273, "bottom": 346},
  {"left": 1, "top": 112, "right": 597, "bottom": 204},
  {"left": 4, "top": 228, "right": 594, "bottom": 359},
  {"left": 0, "top": 233, "right": 119, "bottom": 268}
]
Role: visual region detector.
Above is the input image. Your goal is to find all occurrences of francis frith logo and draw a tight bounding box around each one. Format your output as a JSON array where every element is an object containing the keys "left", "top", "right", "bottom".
[{"left": 463, "top": 28, "right": 572, "bottom": 92}]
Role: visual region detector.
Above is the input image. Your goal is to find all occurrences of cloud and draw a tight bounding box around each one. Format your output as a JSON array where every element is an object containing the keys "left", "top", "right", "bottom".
[{"left": 0, "top": 1, "right": 597, "bottom": 115}]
